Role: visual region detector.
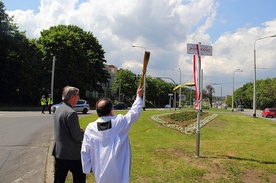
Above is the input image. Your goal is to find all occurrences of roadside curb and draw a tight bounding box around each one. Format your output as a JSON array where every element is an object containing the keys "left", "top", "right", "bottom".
[{"left": 45, "top": 136, "right": 54, "bottom": 183}]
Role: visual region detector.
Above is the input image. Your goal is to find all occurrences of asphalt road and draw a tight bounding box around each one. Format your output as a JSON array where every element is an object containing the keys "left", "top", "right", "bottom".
[
  {"left": 241, "top": 109, "right": 276, "bottom": 122},
  {"left": 0, "top": 111, "right": 54, "bottom": 183}
]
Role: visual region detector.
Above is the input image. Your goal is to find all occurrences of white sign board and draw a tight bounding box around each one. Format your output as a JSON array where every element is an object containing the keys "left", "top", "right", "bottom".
[{"left": 187, "top": 43, "right": 212, "bottom": 56}]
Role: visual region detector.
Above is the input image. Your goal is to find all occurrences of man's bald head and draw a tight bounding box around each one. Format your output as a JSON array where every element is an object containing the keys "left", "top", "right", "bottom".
[{"left": 96, "top": 98, "right": 113, "bottom": 117}]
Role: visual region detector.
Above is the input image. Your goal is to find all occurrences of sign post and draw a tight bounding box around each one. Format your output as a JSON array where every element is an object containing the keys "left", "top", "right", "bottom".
[
  {"left": 51, "top": 56, "right": 56, "bottom": 103},
  {"left": 168, "top": 93, "right": 173, "bottom": 110},
  {"left": 187, "top": 43, "right": 212, "bottom": 158}
]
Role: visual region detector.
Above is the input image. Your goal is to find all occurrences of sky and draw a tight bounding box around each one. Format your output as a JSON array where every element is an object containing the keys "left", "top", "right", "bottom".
[{"left": 2, "top": 0, "right": 276, "bottom": 97}]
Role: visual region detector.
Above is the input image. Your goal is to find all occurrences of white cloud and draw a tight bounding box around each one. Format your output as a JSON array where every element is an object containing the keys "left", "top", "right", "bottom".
[{"left": 5, "top": 0, "right": 276, "bottom": 95}]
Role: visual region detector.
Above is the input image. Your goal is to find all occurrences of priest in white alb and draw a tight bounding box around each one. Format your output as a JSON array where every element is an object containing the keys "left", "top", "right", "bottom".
[{"left": 81, "top": 85, "right": 144, "bottom": 183}]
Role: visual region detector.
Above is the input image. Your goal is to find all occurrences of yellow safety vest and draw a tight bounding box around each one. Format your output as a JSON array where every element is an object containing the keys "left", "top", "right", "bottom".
[
  {"left": 41, "top": 98, "right": 47, "bottom": 105},
  {"left": 48, "top": 98, "right": 53, "bottom": 105}
]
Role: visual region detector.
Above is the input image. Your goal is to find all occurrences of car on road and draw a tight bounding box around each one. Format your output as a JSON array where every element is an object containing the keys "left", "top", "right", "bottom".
[
  {"left": 113, "top": 102, "right": 128, "bottom": 110},
  {"left": 237, "top": 105, "right": 244, "bottom": 112},
  {"left": 261, "top": 108, "right": 276, "bottom": 118},
  {"left": 51, "top": 99, "right": 90, "bottom": 114}
]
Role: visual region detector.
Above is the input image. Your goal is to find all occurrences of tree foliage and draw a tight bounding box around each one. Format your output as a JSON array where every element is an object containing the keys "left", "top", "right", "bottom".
[
  {"left": 37, "top": 25, "right": 110, "bottom": 102},
  {"left": 0, "top": 2, "right": 110, "bottom": 105},
  {"left": 111, "top": 69, "right": 137, "bottom": 102},
  {"left": 234, "top": 78, "right": 276, "bottom": 110},
  {"left": 202, "top": 84, "right": 214, "bottom": 108},
  {"left": 0, "top": 2, "right": 43, "bottom": 104},
  {"left": 146, "top": 76, "right": 175, "bottom": 107},
  {"left": 111, "top": 70, "right": 176, "bottom": 107}
]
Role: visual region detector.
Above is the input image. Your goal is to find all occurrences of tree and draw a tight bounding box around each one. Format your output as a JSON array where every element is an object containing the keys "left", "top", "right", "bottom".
[
  {"left": 111, "top": 69, "right": 137, "bottom": 102},
  {"left": 37, "top": 25, "right": 110, "bottom": 101},
  {"left": 111, "top": 72, "right": 176, "bottom": 107},
  {"left": 203, "top": 84, "right": 214, "bottom": 108},
  {"left": 234, "top": 78, "right": 276, "bottom": 110},
  {"left": 0, "top": 2, "right": 43, "bottom": 104},
  {"left": 145, "top": 77, "right": 175, "bottom": 107}
]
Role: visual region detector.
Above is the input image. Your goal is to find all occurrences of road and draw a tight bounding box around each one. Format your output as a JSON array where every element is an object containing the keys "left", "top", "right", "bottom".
[
  {"left": 0, "top": 111, "right": 54, "bottom": 183},
  {"left": 241, "top": 109, "right": 276, "bottom": 122}
]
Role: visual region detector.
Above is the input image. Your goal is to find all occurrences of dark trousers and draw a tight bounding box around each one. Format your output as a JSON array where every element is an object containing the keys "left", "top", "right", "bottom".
[
  {"left": 48, "top": 104, "right": 52, "bottom": 114},
  {"left": 42, "top": 105, "right": 46, "bottom": 113},
  {"left": 54, "top": 157, "right": 86, "bottom": 183}
]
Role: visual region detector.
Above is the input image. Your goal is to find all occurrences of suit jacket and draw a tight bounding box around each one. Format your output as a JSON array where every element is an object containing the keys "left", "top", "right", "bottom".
[{"left": 52, "top": 102, "right": 84, "bottom": 160}]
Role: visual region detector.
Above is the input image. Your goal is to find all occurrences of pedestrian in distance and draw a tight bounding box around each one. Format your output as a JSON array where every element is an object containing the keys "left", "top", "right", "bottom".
[
  {"left": 47, "top": 94, "right": 53, "bottom": 114},
  {"left": 40, "top": 95, "right": 47, "bottom": 114},
  {"left": 52, "top": 86, "right": 86, "bottom": 183},
  {"left": 81, "top": 85, "right": 144, "bottom": 183}
]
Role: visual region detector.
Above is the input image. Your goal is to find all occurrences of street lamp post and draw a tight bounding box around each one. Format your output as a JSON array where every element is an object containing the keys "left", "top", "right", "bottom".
[
  {"left": 50, "top": 56, "right": 56, "bottom": 101},
  {"left": 132, "top": 45, "right": 147, "bottom": 110},
  {"left": 156, "top": 76, "right": 177, "bottom": 111},
  {"left": 173, "top": 68, "right": 182, "bottom": 108},
  {"left": 220, "top": 86, "right": 222, "bottom": 109},
  {"left": 178, "top": 68, "right": 182, "bottom": 108},
  {"left": 118, "top": 78, "right": 121, "bottom": 102},
  {"left": 210, "top": 83, "right": 223, "bottom": 108},
  {"left": 232, "top": 69, "right": 243, "bottom": 111},
  {"left": 253, "top": 35, "right": 276, "bottom": 117}
]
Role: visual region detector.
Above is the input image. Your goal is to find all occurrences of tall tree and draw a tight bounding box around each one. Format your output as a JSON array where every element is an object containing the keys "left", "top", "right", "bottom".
[
  {"left": 234, "top": 78, "right": 276, "bottom": 110},
  {"left": 146, "top": 77, "right": 175, "bottom": 107},
  {"left": 203, "top": 84, "right": 214, "bottom": 108},
  {"left": 111, "top": 69, "right": 137, "bottom": 102},
  {"left": 0, "top": 2, "right": 42, "bottom": 104},
  {"left": 37, "top": 25, "right": 110, "bottom": 100}
]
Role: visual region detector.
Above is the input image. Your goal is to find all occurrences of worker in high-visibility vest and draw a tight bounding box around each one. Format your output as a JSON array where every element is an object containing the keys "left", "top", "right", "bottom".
[
  {"left": 40, "top": 95, "right": 47, "bottom": 114},
  {"left": 48, "top": 94, "right": 54, "bottom": 114}
]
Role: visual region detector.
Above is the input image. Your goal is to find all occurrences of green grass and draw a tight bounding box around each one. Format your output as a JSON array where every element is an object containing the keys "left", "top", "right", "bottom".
[{"left": 67, "top": 109, "right": 276, "bottom": 182}]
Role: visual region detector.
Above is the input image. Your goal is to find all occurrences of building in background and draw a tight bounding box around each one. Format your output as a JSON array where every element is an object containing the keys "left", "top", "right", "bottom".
[{"left": 87, "top": 65, "right": 118, "bottom": 99}]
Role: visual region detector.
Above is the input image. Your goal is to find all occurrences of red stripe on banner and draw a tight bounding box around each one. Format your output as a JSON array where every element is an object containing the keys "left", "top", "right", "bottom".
[
  {"left": 193, "top": 54, "right": 199, "bottom": 108},
  {"left": 195, "top": 44, "right": 202, "bottom": 109}
]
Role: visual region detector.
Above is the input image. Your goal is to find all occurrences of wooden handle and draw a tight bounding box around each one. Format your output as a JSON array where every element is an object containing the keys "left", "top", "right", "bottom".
[{"left": 140, "top": 51, "right": 151, "bottom": 86}]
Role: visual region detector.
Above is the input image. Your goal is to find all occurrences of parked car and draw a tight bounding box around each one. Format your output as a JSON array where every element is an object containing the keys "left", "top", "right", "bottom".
[
  {"left": 164, "top": 104, "right": 171, "bottom": 108},
  {"left": 51, "top": 99, "right": 90, "bottom": 114},
  {"left": 113, "top": 102, "right": 128, "bottom": 110},
  {"left": 261, "top": 108, "right": 276, "bottom": 118},
  {"left": 237, "top": 105, "right": 244, "bottom": 112}
]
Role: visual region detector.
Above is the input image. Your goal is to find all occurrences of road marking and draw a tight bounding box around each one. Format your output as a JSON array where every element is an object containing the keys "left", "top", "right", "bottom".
[{"left": 12, "top": 169, "right": 38, "bottom": 183}]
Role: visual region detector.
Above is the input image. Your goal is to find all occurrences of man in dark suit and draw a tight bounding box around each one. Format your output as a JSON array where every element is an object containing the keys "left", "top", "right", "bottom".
[{"left": 52, "top": 86, "right": 86, "bottom": 183}]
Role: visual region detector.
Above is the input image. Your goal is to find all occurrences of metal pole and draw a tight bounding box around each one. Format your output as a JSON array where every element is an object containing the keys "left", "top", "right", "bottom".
[
  {"left": 253, "top": 35, "right": 276, "bottom": 117},
  {"left": 232, "top": 71, "right": 234, "bottom": 112},
  {"left": 196, "top": 43, "right": 201, "bottom": 158},
  {"left": 178, "top": 68, "right": 181, "bottom": 108},
  {"left": 51, "top": 56, "right": 56, "bottom": 101},
  {"left": 221, "top": 86, "right": 222, "bottom": 109},
  {"left": 143, "top": 73, "right": 146, "bottom": 110},
  {"left": 190, "top": 87, "right": 192, "bottom": 107},
  {"left": 119, "top": 78, "right": 121, "bottom": 102},
  {"left": 253, "top": 47, "right": 256, "bottom": 117},
  {"left": 232, "top": 69, "right": 242, "bottom": 111},
  {"left": 154, "top": 76, "right": 177, "bottom": 111},
  {"left": 174, "top": 90, "right": 176, "bottom": 111}
]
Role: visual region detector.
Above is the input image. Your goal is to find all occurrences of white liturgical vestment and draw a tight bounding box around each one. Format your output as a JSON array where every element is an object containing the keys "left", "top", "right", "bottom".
[{"left": 81, "top": 96, "right": 142, "bottom": 183}]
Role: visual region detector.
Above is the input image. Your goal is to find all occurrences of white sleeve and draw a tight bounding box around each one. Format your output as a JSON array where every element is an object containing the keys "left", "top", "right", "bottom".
[
  {"left": 124, "top": 96, "right": 143, "bottom": 125},
  {"left": 81, "top": 130, "right": 92, "bottom": 174}
]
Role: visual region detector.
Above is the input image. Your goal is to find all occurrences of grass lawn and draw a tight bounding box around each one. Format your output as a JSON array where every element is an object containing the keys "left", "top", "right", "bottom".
[{"left": 67, "top": 109, "right": 276, "bottom": 183}]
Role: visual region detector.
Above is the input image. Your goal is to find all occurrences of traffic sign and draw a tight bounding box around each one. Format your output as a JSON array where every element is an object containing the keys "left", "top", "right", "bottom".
[{"left": 187, "top": 43, "right": 212, "bottom": 56}]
